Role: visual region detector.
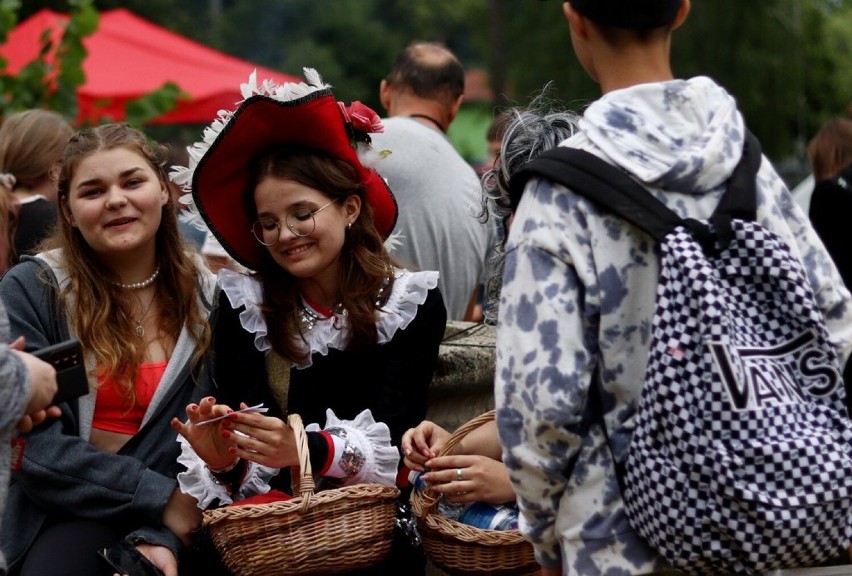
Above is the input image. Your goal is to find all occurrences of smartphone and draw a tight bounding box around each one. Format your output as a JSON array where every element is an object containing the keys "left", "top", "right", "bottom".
[
  {"left": 98, "top": 541, "right": 165, "bottom": 576},
  {"left": 33, "top": 339, "right": 89, "bottom": 404}
]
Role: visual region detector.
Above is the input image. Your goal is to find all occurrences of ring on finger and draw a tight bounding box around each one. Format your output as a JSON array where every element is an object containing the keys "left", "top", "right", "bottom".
[{"left": 456, "top": 467, "right": 463, "bottom": 482}]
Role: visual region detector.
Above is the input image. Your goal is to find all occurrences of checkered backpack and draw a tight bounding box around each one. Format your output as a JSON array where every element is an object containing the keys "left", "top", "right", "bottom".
[{"left": 513, "top": 133, "right": 852, "bottom": 574}]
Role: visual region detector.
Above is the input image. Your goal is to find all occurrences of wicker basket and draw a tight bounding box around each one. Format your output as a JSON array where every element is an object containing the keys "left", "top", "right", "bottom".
[
  {"left": 203, "top": 414, "right": 400, "bottom": 576},
  {"left": 410, "top": 410, "right": 538, "bottom": 576}
]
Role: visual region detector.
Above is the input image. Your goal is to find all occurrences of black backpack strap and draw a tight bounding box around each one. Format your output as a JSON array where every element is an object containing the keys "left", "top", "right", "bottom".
[
  {"left": 705, "top": 131, "right": 762, "bottom": 246},
  {"left": 509, "top": 131, "right": 763, "bottom": 246},
  {"left": 510, "top": 147, "right": 680, "bottom": 242}
]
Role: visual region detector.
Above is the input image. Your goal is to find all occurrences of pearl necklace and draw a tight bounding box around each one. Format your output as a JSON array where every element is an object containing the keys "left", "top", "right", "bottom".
[{"left": 108, "top": 265, "right": 161, "bottom": 290}]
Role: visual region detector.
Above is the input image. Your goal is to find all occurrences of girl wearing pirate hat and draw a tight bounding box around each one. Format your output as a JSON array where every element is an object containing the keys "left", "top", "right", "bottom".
[{"left": 171, "top": 69, "right": 446, "bottom": 573}]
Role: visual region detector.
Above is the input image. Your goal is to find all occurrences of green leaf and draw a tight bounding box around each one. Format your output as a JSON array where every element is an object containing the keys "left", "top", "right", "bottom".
[
  {"left": 48, "top": 0, "right": 98, "bottom": 119},
  {"left": 0, "top": 0, "right": 20, "bottom": 44},
  {"left": 124, "top": 82, "right": 185, "bottom": 127},
  {"left": 66, "top": 0, "right": 98, "bottom": 37}
]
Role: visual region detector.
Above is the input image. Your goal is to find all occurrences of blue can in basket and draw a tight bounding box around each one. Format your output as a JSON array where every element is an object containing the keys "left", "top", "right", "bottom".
[{"left": 438, "top": 500, "right": 519, "bottom": 531}]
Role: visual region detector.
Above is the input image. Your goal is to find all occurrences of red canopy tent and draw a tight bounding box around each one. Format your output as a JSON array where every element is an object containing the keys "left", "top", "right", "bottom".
[{"left": 0, "top": 8, "right": 300, "bottom": 124}]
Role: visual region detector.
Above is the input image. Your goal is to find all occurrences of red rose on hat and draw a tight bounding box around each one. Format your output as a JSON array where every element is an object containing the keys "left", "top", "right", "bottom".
[
  {"left": 346, "top": 101, "right": 384, "bottom": 134},
  {"left": 338, "top": 101, "right": 383, "bottom": 147}
]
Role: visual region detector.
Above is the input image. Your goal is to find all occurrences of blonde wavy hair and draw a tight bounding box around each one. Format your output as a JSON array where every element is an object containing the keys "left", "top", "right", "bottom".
[{"left": 47, "top": 123, "right": 211, "bottom": 402}]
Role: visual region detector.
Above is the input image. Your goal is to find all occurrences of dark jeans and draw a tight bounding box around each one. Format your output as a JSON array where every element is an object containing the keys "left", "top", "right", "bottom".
[
  {"left": 12, "top": 519, "right": 232, "bottom": 576},
  {"left": 13, "top": 519, "right": 120, "bottom": 576}
]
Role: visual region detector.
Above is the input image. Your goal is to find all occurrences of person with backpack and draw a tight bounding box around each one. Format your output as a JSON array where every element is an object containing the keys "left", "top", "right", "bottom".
[{"left": 494, "top": 1, "right": 852, "bottom": 575}]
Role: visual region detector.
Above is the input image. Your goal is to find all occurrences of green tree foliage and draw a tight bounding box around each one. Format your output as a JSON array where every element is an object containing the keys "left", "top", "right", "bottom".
[
  {"left": 822, "top": 1, "right": 852, "bottom": 115},
  {"left": 209, "top": 0, "right": 487, "bottom": 111},
  {"left": 16, "top": 0, "right": 852, "bottom": 167},
  {"left": 0, "top": 0, "right": 97, "bottom": 119}
]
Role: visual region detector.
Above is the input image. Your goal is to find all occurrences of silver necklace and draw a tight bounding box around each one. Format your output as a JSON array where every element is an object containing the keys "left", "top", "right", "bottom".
[
  {"left": 298, "top": 302, "right": 344, "bottom": 332},
  {"left": 132, "top": 294, "right": 156, "bottom": 337},
  {"left": 298, "top": 276, "right": 390, "bottom": 332},
  {"left": 298, "top": 305, "right": 325, "bottom": 332},
  {"left": 108, "top": 265, "right": 161, "bottom": 290}
]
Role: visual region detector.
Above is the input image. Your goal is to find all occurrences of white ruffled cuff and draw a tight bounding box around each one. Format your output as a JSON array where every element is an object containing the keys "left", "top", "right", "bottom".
[
  {"left": 306, "top": 408, "right": 399, "bottom": 487},
  {"left": 176, "top": 433, "right": 280, "bottom": 507}
]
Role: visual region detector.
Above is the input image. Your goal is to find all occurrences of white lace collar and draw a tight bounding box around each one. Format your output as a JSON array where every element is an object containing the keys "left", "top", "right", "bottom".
[{"left": 218, "top": 267, "right": 439, "bottom": 369}]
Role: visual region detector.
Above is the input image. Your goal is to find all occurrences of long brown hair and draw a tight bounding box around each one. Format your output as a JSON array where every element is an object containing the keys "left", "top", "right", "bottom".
[
  {"left": 0, "top": 177, "right": 12, "bottom": 274},
  {"left": 808, "top": 117, "right": 852, "bottom": 182},
  {"left": 250, "top": 147, "right": 395, "bottom": 363},
  {"left": 48, "top": 123, "right": 211, "bottom": 400},
  {"left": 0, "top": 109, "right": 74, "bottom": 265}
]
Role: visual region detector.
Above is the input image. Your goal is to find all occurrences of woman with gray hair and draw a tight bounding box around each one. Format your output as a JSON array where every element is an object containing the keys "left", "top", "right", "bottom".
[
  {"left": 401, "top": 96, "right": 581, "bottom": 513},
  {"left": 479, "top": 96, "right": 580, "bottom": 324}
]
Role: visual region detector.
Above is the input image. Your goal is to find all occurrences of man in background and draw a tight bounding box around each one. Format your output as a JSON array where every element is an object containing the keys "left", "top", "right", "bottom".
[{"left": 372, "top": 41, "right": 492, "bottom": 321}]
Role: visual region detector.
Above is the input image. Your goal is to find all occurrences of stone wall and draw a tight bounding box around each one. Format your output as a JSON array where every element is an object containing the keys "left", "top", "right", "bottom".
[{"left": 426, "top": 321, "right": 496, "bottom": 432}]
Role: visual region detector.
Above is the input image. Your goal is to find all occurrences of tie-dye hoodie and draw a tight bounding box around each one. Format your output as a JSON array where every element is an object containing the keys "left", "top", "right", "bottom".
[{"left": 495, "top": 76, "right": 852, "bottom": 575}]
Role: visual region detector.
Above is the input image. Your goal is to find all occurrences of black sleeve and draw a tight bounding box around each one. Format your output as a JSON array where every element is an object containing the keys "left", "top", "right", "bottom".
[
  {"left": 211, "top": 291, "right": 271, "bottom": 411},
  {"left": 809, "top": 178, "right": 852, "bottom": 291}
]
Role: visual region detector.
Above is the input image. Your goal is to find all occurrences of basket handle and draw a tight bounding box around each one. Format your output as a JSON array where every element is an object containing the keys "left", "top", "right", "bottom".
[
  {"left": 437, "top": 410, "right": 495, "bottom": 458},
  {"left": 415, "top": 410, "right": 497, "bottom": 516},
  {"left": 287, "top": 413, "right": 315, "bottom": 513}
]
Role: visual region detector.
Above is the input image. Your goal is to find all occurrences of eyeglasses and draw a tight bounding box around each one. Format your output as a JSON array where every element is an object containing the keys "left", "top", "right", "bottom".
[{"left": 251, "top": 199, "right": 338, "bottom": 245}]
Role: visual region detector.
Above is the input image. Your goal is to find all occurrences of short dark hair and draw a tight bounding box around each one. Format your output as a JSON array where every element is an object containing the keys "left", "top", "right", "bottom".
[
  {"left": 568, "top": 0, "right": 682, "bottom": 31},
  {"left": 385, "top": 42, "right": 465, "bottom": 105}
]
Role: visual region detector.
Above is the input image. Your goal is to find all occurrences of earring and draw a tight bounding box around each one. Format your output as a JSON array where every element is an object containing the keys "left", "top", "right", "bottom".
[{"left": 347, "top": 221, "right": 352, "bottom": 230}]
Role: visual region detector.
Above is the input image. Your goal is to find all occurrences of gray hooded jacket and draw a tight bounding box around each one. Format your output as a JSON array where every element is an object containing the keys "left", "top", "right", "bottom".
[{"left": 0, "top": 251, "right": 218, "bottom": 570}]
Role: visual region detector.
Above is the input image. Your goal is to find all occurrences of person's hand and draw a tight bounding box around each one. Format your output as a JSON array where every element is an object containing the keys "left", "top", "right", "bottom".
[
  {"left": 137, "top": 543, "right": 179, "bottom": 576},
  {"left": 11, "top": 336, "right": 60, "bottom": 432},
  {"left": 162, "top": 488, "right": 201, "bottom": 547},
  {"left": 402, "top": 420, "right": 451, "bottom": 471},
  {"left": 221, "top": 403, "right": 297, "bottom": 469},
  {"left": 171, "top": 396, "right": 239, "bottom": 470},
  {"left": 422, "top": 454, "right": 516, "bottom": 505},
  {"left": 15, "top": 406, "right": 62, "bottom": 433}
]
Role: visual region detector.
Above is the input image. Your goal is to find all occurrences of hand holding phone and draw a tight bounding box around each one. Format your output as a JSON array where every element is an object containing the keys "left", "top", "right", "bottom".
[
  {"left": 12, "top": 337, "right": 58, "bottom": 415},
  {"left": 33, "top": 339, "right": 88, "bottom": 404}
]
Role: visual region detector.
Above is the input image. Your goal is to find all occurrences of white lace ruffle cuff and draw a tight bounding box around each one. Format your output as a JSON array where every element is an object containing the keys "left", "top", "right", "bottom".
[
  {"left": 176, "top": 432, "right": 279, "bottom": 508},
  {"left": 306, "top": 408, "right": 399, "bottom": 487}
]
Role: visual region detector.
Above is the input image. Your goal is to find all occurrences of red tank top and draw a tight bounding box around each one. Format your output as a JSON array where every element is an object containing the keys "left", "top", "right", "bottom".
[{"left": 92, "top": 361, "right": 168, "bottom": 435}]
